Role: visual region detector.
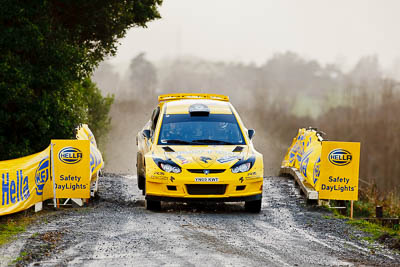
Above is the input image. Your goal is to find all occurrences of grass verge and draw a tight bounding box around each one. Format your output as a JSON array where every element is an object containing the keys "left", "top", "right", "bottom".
[
  {"left": 325, "top": 202, "right": 400, "bottom": 251},
  {"left": 346, "top": 219, "right": 400, "bottom": 250},
  {"left": 0, "top": 210, "right": 45, "bottom": 246}
]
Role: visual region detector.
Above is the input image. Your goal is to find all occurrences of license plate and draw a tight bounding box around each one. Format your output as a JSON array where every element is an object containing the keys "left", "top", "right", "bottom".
[{"left": 195, "top": 177, "right": 219, "bottom": 182}]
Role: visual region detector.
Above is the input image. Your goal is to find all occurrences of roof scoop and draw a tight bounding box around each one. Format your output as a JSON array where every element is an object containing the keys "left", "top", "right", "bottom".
[{"left": 189, "top": 103, "right": 210, "bottom": 116}]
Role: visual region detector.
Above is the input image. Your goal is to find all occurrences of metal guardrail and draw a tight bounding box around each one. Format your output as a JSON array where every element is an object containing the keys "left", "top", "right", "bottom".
[{"left": 280, "top": 166, "right": 319, "bottom": 200}]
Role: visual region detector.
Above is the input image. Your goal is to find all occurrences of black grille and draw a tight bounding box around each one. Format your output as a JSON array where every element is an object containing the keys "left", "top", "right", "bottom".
[
  {"left": 186, "top": 184, "right": 227, "bottom": 195},
  {"left": 187, "top": 169, "right": 225, "bottom": 174},
  {"left": 236, "top": 185, "right": 246, "bottom": 191}
]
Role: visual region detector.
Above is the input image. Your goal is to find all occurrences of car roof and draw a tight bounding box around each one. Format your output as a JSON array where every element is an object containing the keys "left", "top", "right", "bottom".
[{"left": 164, "top": 99, "right": 232, "bottom": 115}]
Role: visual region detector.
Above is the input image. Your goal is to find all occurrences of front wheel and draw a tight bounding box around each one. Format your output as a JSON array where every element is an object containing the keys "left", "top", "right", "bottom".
[
  {"left": 138, "top": 175, "right": 145, "bottom": 190},
  {"left": 245, "top": 199, "right": 262, "bottom": 213},
  {"left": 137, "top": 153, "right": 144, "bottom": 190},
  {"left": 146, "top": 199, "right": 161, "bottom": 211}
]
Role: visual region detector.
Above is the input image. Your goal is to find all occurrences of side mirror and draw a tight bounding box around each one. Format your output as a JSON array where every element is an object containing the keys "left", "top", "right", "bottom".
[
  {"left": 143, "top": 129, "right": 152, "bottom": 139},
  {"left": 248, "top": 129, "right": 255, "bottom": 140}
]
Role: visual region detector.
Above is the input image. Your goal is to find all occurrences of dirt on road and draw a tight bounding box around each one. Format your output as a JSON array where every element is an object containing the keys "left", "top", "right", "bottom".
[{"left": 1, "top": 174, "right": 399, "bottom": 266}]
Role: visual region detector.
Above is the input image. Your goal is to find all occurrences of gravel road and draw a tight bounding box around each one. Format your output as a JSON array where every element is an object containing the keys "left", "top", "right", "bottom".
[{"left": 2, "top": 174, "right": 399, "bottom": 266}]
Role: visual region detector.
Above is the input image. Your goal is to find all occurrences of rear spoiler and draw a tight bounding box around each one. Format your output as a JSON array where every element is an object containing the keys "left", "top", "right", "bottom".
[{"left": 158, "top": 93, "right": 229, "bottom": 103}]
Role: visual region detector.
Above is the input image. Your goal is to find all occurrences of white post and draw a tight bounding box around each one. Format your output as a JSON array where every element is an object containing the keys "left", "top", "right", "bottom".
[
  {"left": 51, "top": 142, "right": 57, "bottom": 208},
  {"left": 34, "top": 202, "right": 43, "bottom": 212}
]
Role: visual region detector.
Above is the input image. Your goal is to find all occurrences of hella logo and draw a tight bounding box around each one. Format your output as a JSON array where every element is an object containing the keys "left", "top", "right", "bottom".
[
  {"left": 328, "top": 149, "right": 352, "bottom": 166},
  {"left": 58, "top": 147, "right": 83, "bottom": 164},
  {"left": 35, "top": 157, "right": 49, "bottom": 195}
]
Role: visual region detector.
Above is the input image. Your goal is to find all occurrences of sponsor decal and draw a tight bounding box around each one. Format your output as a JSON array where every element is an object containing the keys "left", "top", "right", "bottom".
[
  {"left": 239, "top": 177, "right": 244, "bottom": 183},
  {"left": 300, "top": 149, "right": 313, "bottom": 178},
  {"left": 194, "top": 155, "right": 216, "bottom": 168},
  {"left": 170, "top": 176, "right": 175, "bottom": 182},
  {"left": 200, "top": 156, "right": 212, "bottom": 163},
  {"left": 289, "top": 150, "right": 296, "bottom": 164},
  {"left": 313, "top": 156, "right": 320, "bottom": 185},
  {"left": 296, "top": 134, "right": 305, "bottom": 162},
  {"left": 245, "top": 176, "right": 259, "bottom": 180},
  {"left": 245, "top": 171, "right": 258, "bottom": 180},
  {"left": 328, "top": 149, "right": 352, "bottom": 166},
  {"left": 150, "top": 175, "right": 168, "bottom": 180},
  {"left": 320, "top": 176, "right": 355, "bottom": 192},
  {"left": 321, "top": 176, "right": 356, "bottom": 192},
  {"left": 55, "top": 175, "right": 86, "bottom": 191},
  {"left": 217, "top": 155, "right": 239, "bottom": 163},
  {"left": 195, "top": 177, "right": 219, "bottom": 182},
  {"left": 165, "top": 150, "right": 240, "bottom": 156},
  {"left": 58, "top": 147, "right": 83, "bottom": 164},
  {"left": 1, "top": 171, "right": 29, "bottom": 205},
  {"left": 321, "top": 184, "right": 355, "bottom": 192},
  {"left": 35, "top": 157, "right": 49, "bottom": 195},
  {"left": 176, "top": 155, "right": 191, "bottom": 164},
  {"left": 90, "top": 147, "right": 102, "bottom": 174}
]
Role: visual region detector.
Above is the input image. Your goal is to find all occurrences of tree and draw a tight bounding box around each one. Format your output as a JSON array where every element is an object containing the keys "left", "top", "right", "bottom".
[
  {"left": 92, "top": 62, "right": 121, "bottom": 95},
  {"left": 0, "top": 0, "right": 162, "bottom": 160},
  {"left": 126, "top": 52, "right": 157, "bottom": 101}
]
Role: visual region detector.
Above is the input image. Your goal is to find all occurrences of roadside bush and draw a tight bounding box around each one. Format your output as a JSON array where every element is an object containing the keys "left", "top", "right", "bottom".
[{"left": 356, "top": 183, "right": 400, "bottom": 218}]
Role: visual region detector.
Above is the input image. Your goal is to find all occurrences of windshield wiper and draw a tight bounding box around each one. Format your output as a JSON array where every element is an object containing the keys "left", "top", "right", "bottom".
[
  {"left": 162, "top": 139, "right": 193, "bottom": 145},
  {"left": 191, "top": 139, "right": 235, "bottom": 145}
]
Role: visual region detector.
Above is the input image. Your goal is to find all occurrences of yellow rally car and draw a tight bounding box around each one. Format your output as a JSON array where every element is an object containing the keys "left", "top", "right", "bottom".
[{"left": 136, "top": 94, "right": 263, "bottom": 212}]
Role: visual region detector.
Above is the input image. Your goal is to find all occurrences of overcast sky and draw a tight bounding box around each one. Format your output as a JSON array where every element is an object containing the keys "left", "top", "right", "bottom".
[{"left": 108, "top": 0, "right": 400, "bottom": 74}]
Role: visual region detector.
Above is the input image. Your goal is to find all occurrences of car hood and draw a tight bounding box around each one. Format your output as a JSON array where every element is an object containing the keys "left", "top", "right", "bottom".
[{"left": 152, "top": 145, "right": 251, "bottom": 169}]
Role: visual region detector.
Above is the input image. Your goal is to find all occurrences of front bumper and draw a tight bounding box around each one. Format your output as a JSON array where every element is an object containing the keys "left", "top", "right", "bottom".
[
  {"left": 146, "top": 193, "right": 262, "bottom": 203},
  {"left": 145, "top": 174, "right": 263, "bottom": 201}
]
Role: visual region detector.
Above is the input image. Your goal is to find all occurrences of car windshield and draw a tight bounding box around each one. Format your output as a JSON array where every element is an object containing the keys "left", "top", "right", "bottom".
[{"left": 158, "top": 114, "right": 245, "bottom": 145}]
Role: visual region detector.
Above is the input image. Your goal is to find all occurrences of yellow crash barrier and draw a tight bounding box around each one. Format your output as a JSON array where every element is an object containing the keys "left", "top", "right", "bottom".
[
  {"left": 281, "top": 128, "right": 360, "bottom": 201},
  {"left": 76, "top": 124, "right": 103, "bottom": 181},
  {"left": 0, "top": 148, "right": 51, "bottom": 216},
  {"left": 282, "top": 128, "right": 322, "bottom": 189},
  {"left": 0, "top": 124, "right": 103, "bottom": 216}
]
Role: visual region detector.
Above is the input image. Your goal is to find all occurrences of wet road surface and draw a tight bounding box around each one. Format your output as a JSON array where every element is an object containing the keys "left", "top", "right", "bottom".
[{"left": 2, "top": 174, "right": 400, "bottom": 266}]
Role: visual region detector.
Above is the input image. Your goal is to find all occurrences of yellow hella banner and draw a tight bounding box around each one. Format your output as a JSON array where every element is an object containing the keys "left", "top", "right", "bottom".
[
  {"left": 282, "top": 128, "right": 322, "bottom": 189},
  {"left": 75, "top": 124, "right": 103, "bottom": 180},
  {"left": 0, "top": 125, "right": 103, "bottom": 216},
  {"left": 319, "top": 141, "right": 360, "bottom": 200},
  {"left": 52, "top": 140, "right": 91, "bottom": 199},
  {"left": 0, "top": 147, "right": 52, "bottom": 216}
]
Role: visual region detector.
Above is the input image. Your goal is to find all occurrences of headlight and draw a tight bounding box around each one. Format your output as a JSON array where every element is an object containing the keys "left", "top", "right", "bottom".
[
  {"left": 153, "top": 157, "right": 182, "bottom": 173},
  {"left": 160, "top": 163, "right": 181, "bottom": 173},
  {"left": 230, "top": 156, "right": 255, "bottom": 173},
  {"left": 231, "top": 162, "right": 251, "bottom": 173}
]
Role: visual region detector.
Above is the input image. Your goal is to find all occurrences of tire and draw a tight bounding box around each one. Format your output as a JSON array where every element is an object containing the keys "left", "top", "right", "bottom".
[
  {"left": 141, "top": 181, "right": 146, "bottom": 196},
  {"left": 138, "top": 175, "right": 145, "bottom": 190},
  {"left": 146, "top": 199, "right": 161, "bottom": 211},
  {"left": 245, "top": 199, "right": 262, "bottom": 213},
  {"left": 137, "top": 152, "right": 145, "bottom": 191}
]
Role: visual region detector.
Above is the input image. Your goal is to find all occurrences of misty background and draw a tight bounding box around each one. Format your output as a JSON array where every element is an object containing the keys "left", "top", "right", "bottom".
[{"left": 92, "top": 1, "right": 400, "bottom": 193}]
